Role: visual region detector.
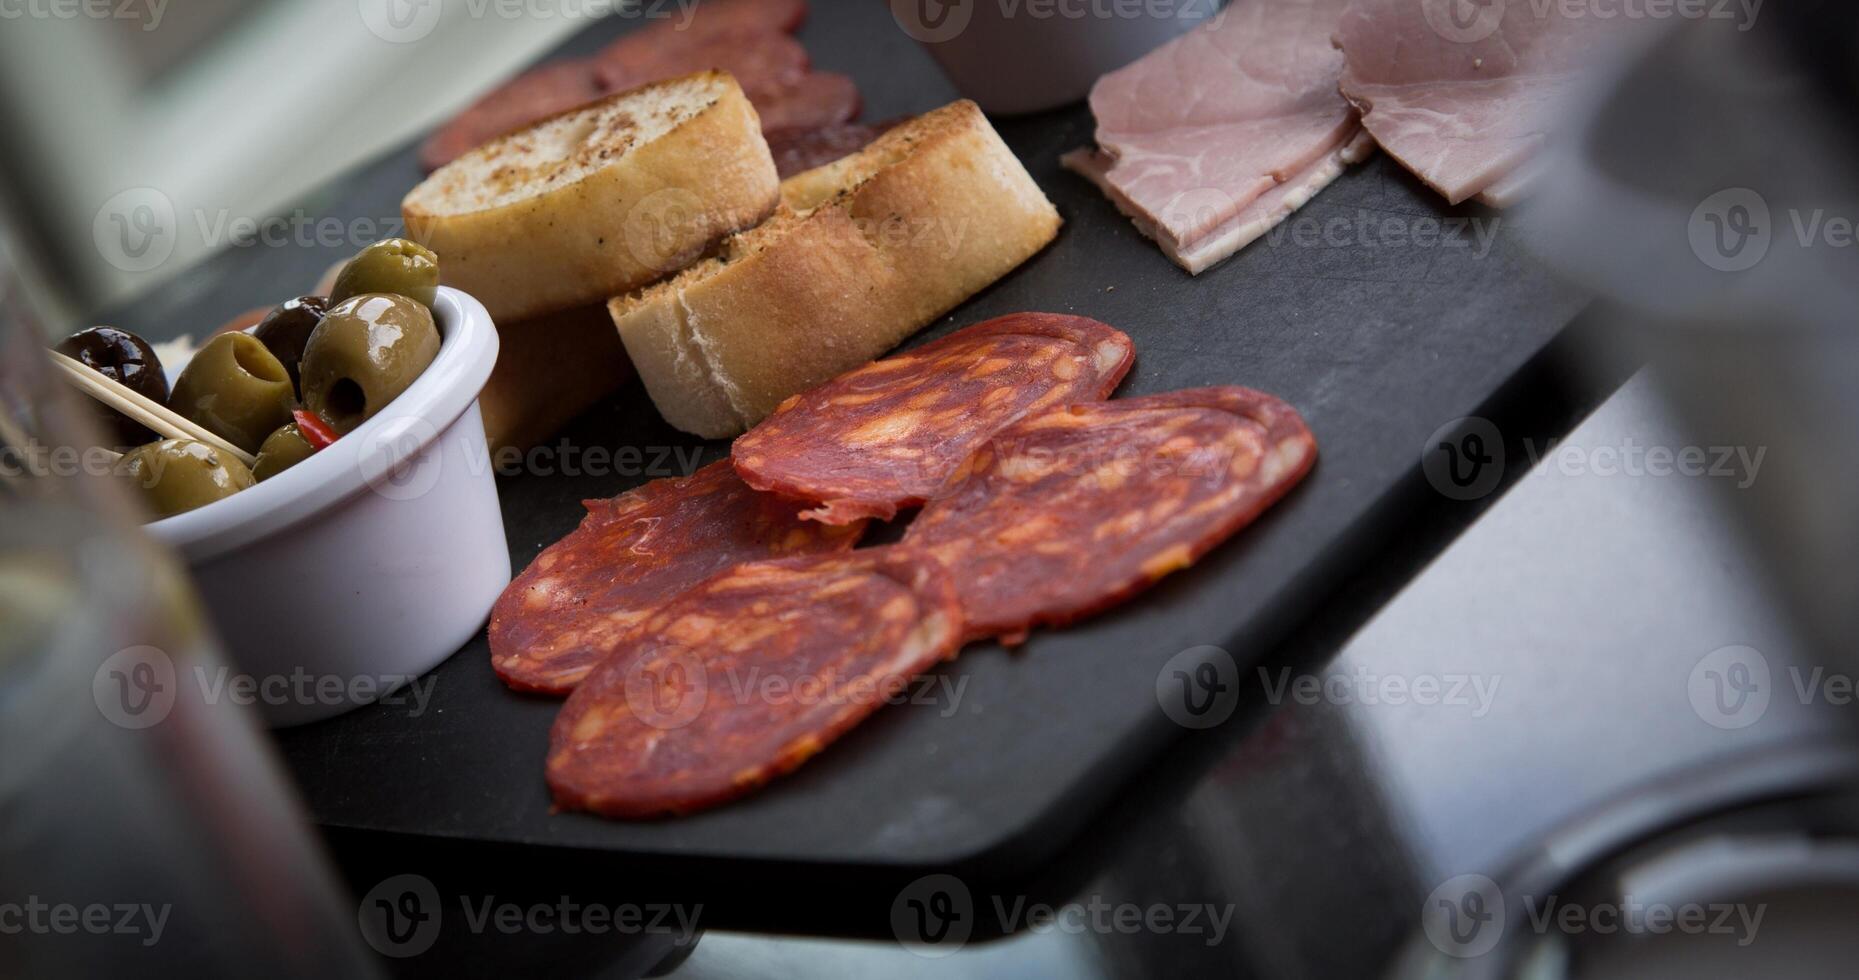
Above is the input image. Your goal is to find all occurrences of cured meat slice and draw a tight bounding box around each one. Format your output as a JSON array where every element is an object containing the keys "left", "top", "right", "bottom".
[
  {"left": 594, "top": 29, "right": 810, "bottom": 101},
  {"left": 732, "top": 314, "right": 1136, "bottom": 525},
  {"left": 547, "top": 549, "right": 962, "bottom": 818},
  {"left": 594, "top": 0, "right": 808, "bottom": 81},
  {"left": 420, "top": 60, "right": 603, "bottom": 172},
  {"left": 421, "top": 0, "right": 814, "bottom": 172},
  {"left": 643, "top": 0, "right": 808, "bottom": 38},
  {"left": 1067, "top": 130, "right": 1375, "bottom": 274},
  {"left": 489, "top": 461, "right": 863, "bottom": 695},
  {"left": 1172, "top": 130, "right": 1376, "bottom": 270},
  {"left": 1064, "top": 0, "right": 1363, "bottom": 274},
  {"left": 767, "top": 121, "right": 887, "bottom": 178},
  {"left": 902, "top": 388, "right": 1316, "bottom": 643},
  {"left": 1335, "top": 0, "right": 1620, "bottom": 205},
  {"left": 750, "top": 71, "right": 862, "bottom": 132}
]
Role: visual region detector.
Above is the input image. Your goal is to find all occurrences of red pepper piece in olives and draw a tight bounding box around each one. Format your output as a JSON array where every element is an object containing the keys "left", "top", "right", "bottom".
[
  {"left": 54, "top": 326, "right": 170, "bottom": 448},
  {"left": 252, "top": 295, "right": 329, "bottom": 393}
]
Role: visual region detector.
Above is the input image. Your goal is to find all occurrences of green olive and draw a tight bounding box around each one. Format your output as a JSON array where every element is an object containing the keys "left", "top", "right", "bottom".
[
  {"left": 121, "top": 439, "right": 254, "bottom": 518},
  {"left": 299, "top": 293, "right": 440, "bottom": 434},
  {"left": 169, "top": 333, "right": 296, "bottom": 454},
  {"left": 253, "top": 423, "right": 316, "bottom": 482},
  {"left": 328, "top": 238, "right": 440, "bottom": 310}
]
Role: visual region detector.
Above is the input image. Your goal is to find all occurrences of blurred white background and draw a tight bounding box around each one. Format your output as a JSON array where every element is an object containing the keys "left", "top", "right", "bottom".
[{"left": 0, "top": 0, "right": 598, "bottom": 322}]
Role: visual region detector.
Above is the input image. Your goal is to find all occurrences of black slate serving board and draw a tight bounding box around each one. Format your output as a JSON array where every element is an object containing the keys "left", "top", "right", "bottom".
[{"left": 99, "top": 0, "right": 1589, "bottom": 931}]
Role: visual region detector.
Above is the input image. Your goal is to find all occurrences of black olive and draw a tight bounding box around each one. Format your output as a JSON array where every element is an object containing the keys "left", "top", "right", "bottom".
[
  {"left": 252, "top": 295, "right": 329, "bottom": 394},
  {"left": 54, "top": 326, "right": 169, "bottom": 448}
]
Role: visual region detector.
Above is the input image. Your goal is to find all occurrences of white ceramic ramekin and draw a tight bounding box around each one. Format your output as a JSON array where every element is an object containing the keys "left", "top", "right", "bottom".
[{"left": 143, "top": 287, "right": 509, "bottom": 727}]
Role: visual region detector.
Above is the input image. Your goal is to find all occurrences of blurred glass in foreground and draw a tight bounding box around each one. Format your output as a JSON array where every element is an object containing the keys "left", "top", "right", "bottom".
[{"left": 0, "top": 234, "right": 379, "bottom": 976}]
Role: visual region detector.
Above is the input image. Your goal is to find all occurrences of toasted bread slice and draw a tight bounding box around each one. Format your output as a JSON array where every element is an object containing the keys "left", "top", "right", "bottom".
[
  {"left": 609, "top": 100, "right": 1062, "bottom": 438},
  {"left": 403, "top": 71, "right": 779, "bottom": 323}
]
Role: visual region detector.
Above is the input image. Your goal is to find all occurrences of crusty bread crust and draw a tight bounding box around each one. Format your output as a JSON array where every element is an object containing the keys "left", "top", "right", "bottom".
[
  {"left": 609, "top": 100, "right": 1062, "bottom": 439},
  {"left": 403, "top": 71, "right": 779, "bottom": 323}
]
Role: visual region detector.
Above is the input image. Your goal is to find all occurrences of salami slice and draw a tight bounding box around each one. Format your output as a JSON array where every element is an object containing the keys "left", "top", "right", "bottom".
[
  {"left": 750, "top": 71, "right": 863, "bottom": 132},
  {"left": 547, "top": 549, "right": 962, "bottom": 818},
  {"left": 767, "top": 120, "right": 891, "bottom": 178},
  {"left": 490, "top": 461, "right": 863, "bottom": 695},
  {"left": 732, "top": 314, "right": 1137, "bottom": 525},
  {"left": 594, "top": 29, "right": 810, "bottom": 100},
  {"left": 420, "top": 60, "right": 604, "bottom": 172},
  {"left": 593, "top": 0, "right": 807, "bottom": 84},
  {"left": 901, "top": 388, "right": 1316, "bottom": 643}
]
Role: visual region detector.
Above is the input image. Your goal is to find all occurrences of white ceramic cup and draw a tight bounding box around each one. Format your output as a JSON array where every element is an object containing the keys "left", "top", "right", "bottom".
[
  {"left": 892, "top": 0, "right": 1218, "bottom": 115},
  {"left": 143, "top": 287, "right": 509, "bottom": 727}
]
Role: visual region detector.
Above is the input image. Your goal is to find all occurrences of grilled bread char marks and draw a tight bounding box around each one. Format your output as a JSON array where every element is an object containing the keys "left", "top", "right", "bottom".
[
  {"left": 403, "top": 72, "right": 780, "bottom": 324},
  {"left": 610, "top": 101, "right": 1064, "bottom": 439},
  {"left": 489, "top": 461, "right": 863, "bottom": 696},
  {"left": 732, "top": 313, "right": 1136, "bottom": 525},
  {"left": 902, "top": 387, "right": 1317, "bottom": 643},
  {"left": 547, "top": 549, "right": 962, "bottom": 819}
]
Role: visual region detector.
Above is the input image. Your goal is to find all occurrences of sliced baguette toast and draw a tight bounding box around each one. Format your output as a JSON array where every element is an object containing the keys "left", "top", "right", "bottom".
[
  {"left": 608, "top": 100, "right": 1062, "bottom": 439},
  {"left": 403, "top": 71, "right": 779, "bottom": 323}
]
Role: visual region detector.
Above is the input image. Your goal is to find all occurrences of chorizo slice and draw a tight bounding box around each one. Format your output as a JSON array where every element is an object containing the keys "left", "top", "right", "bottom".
[
  {"left": 594, "top": 29, "right": 811, "bottom": 101},
  {"left": 732, "top": 314, "right": 1137, "bottom": 525},
  {"left": 767, "top": 119, "right": 896, "bottom": 178},
  {"left": 419, "top": 60, "right": 604, "bottom": 172},
  {"left": 902, "top": 387, "right": 1316, "bottom": 643},
  {"left": 750, "top": 71, "right": 863, "bottom": 132},
  {"left": 546, "top": 549, "right": 962, "bottom": 818},
  {"left": 490, "top": 461, "right": 863, "bottom": 695}
]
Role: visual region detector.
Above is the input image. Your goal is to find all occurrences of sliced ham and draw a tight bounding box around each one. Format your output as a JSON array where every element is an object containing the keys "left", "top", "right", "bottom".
[
  {"left": 1063, "top": 0, "right": 1365, "bottom": 275},
  {"left": 1334, "top": 0, "right": 1620, "bottom": 206}
]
